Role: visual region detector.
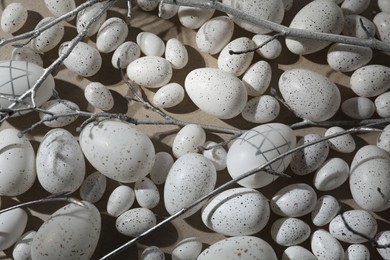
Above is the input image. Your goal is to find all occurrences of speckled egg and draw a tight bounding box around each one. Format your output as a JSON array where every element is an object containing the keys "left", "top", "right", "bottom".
[
  {"left": 137, "top": 32, "right": 165, "bottom": 57},
  {"left": 111, "top": 41, "right": 141, "bottom": 69},
  {"left": 343, "top": 15, "right": 376, "bottom": 38},
  {"left": 177, "top": 6, "right": 215, "bottom": 29},
  {"left": 1, "top": 3, "right": 27, "bottom": 33},
  {"left": 201, "top": 188, "right": 270, "bottom": 236},
  {"left": 12, "top": 46, "right": 43, "bottom": 67},
  {"left": 279, "top": 69, "right": 341, "bottom": 122},
  {"left": 149, "top": 152, "right": 174, "bottom": 185},
  {"left": 329, "top": 210, "right": 377, "bottom": 243},
  {"left": 325, "top": 126, "right": 356, "bottom": 153},
  {"left": 377, "top": 124, "right": 390, "bottom": 153},
  {"left": 271, "top": 217, "right": 311, "bottom": 246},
  {"left": 171, "top": 237, "right": 202, "bottom": 260},
  {"left": 196, "top": 16, "right": 234, "bottom": 55},
  {"left": 218, "top": 37, "right": 255, "bottom": 76},
  {"left": 164, "top": 153, "right": 216, "bottom": 218},
  {"left": 290, "top": 134, "right": 329, "bottom": 175},
  {"left": 116, "top": 208, "right": 156, "bottom": 237},
  {"left": 44, "top": 0, "right": 76, "bottom": 20},
  {"left": 141, "top": 246, "right": 165, "bottom": 260},
  {"left": 39, "top": 99, "right": 79, "bottom": 127},
  {"left": 327, "top": 43, "right": 372, "bottom": 72},
  {"left": 185, "top": 68, "right": 247, "bottom": 119},
  {"left": 313, "top": 158, "right": 350, "bottom": 191},
  {"left": 282, "top": 246, "right": 317, "bottom": 260},
  {"left": 311, "top": 230, "right": 345, "bottom": 260},
  {"left": 345, "top": 244, "right": 370, "bottom": 260},
  {"left": 153, "top": 82, "right": 185, "bottom": 108},
  {"left": 202, "top": 141, "right": 227, "bottom": 171},
  {"left": 341, "top": 0, "right": 370, "bottom": 14},
  {"left": 376, "top": 231, "right": 390, "bottom": 259},
  {"left": 165, "top": 38, "right": 188, "bottom": 69},
  {"left": 107, "top": 185, "right": 135, "bottom": 217},
  {"left": 311, "top": 195, "right": 340, "bottom": 227},
  {"left": 31, "top": 17, "right": 64, "bottom": 53},
  {"left": 341, "top": 96, "right": 376, "bottom": 119},
  {"left": 227, "top": 123, "right": 296, "bottom": 188},
  {"left": 36, "top": 129, "right": 85, "bottom": 194},
  {"left": 0, "top": 128, "right": 35, "bottom": 196},
  {"left": 60, "top": 41, "right": 102, "bottom": 77},
  {"left": 252, "top": 34, "right": 282, "bottom": 59},
  {"left": 79, "top": 171, "right": 107, "bottom": 203},
  {"left": 350, "top": 64, "right": 390, "bottom": 97},
  {"left": 242, "top": 60, "right": 272, "bottom": 96},
  {"left": 198, "top": 236, "right": 277, "bottom": 260},
  {"left": 0, "top": 208, "right": 27, "bottom": 251},
  {"left": 127, "top": 56, "right": 172, "bottom": 88},
  {"left": 12, "top": 230, "right": 36, "bottom": 260},
  {"left": 31, "top": 201, "right": 100, "bottom": 260},
  {"left": 271, "top": 183, "right": 317, "bottom": 217},
  {"left": 286, "top": 0, "right": 344, "bottom": 55},
  {"left": 242, "top": 95, "right": 280, "bottom": 123},
  {"left": 76, "top": 2, "right": 107, "bottom": 36},
  {"left": 135, "top": 177, "right": 160, "bottom": 209},
  {"left": 374, "top": 12, "right": 390, "bottom": 43},
  {"left": 350, "top": 145, "right": 390, "bottom": 172},
  {"left": 137, "top": 0, "right": 159, "bottom": 11},
  {"left": 375, "top": 92, "right": 390, "bottom": 117},
  {"left": 79, "top": 120, "right": 155, "bottom": 183},
  {"left": 172, "top": 124, "right": 206, "bottom": 158},
  {"left": 84, "top": 82, "right": 114, "bottom": 111},
  {"left": 96, "top": 17, "right": 128, "bottom": 53},
  {"left": 159, "top": 3, "right": 179, "bottom": 19}
]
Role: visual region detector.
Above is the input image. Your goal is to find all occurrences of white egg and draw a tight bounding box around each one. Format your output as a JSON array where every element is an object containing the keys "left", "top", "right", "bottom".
[
  {"left": 290, "top": 134, "right": 329, "bottom": 175},
  {"left": 379, "top": 0, "right": 390, "bottom": 12},
  {"left": 171, "top": 237, "right": 202, "bottom": 260},
  {"left": 107, "top": 185, "right": 135, "bottom": 217},
  {"left": 350, "top": 64, "right": 390, "bottom": 97},
  {"left": 282, "top": 246, "right": 317, "bottom": 260},
  {"left": 202, "top": 188, "right": 270, "bottom": 236},
  {"left": 242, "top": 60, "right": 272, "bottom": 96},
  {"left": 311, "top": 195, "right": 340, "bottom": 227},
  {"left": 84, "top": 82, "right": 114, "bottom": 111},
  {"left": 96, "top": 17, "right": 128, "bottom": 53},
  {"left": 76, "top": 2, "right": 107, "bottom": 36},
  {"left": 350, "top": 144, "right": 390, "bottom": 172},
  {"left": 111, "top": 41, "right": 141, "bottom": 69},
  {"left": 377, "top": 124, "right": 390, "bottom": 153},
  {"left": 172, "top": 124, "right": 206, "bottom": 158},
  {"left": 12, "top": 230, "right": 36, "bottom": 260},
  {"left": 12, "top": 46, "right": 43, "bottom": 67},
  {"left": 185, "top": 68, "right": 247, "bottom": 119},
  {"left": 218, "top": 37, "right": 255, "bottom": 76},
  {"left": 44, "top": 0, "right": 76, "bottom": 20},
  {"left": 159, "top": 3, "right": 179, "bottom": 19},
  {"left": 343, "top": 15, "right": 376, "bottom": 38},
  {"left": 376, "top": 231, "right": 390, "bottom": 259},
  {"left": 327, "top": 43, "right": 372, "bottom": 72},
  {"left": 198, "top": 236, "right": 277, "bottom": 260},
  {"left": 31, "top": 201, "right": 101, "bottom": 260},
  {"left": 79, "top": 120, "right": 155, "bottom": 183},
  {"left": 31, "top": 17, "right": 64, "bottom": 53},
  {"left": 137, "top": 0, "right": 159, "bottom": 11},
  {"left": 164, "top": 153, "right": 216, "bottom": 218},
  {"left": 345, "top": 244, "right": 370, "bottom": 260},
  {"left": 286, "top": 0, "right": 344, "bottom": 55},
  {"left": 0, "top": 208, "right": 28, "bottom": 251},
  {"left": 135, "top": 177, "right": 160, "bottom": 209},
  {"left": 375, "top": 92, "right": 390, "bottom": 118},
  {"left": 222, "top": 0, "right": 284, "bottom": 34},
  {"left": 374, "top": 12, "right": 390, "bottom": 43},
  {"left": 341, "top": 0, "right": 370, "bottom": 14},
  {"left": 60, "top": 41, "right": 102, "bottom": 77},
  {"left": 271, "top": 183, "right": 317, "bottom": 217},
  {"left": 242, "top": 95, "right": 280, "bottom": 123},
  {"left": 153, "top": 82, "right": 185, "bottom": 108},
  {"left": 177, "top": 6, "right": 215, "bottom": 29},
  {"left": 329, "top": 210, "right": 377, "bottom": 243},
  {"left": 141, "top": 246, "right": 165, "bottom": 260},
  {"left": 202, "top": 141, "right": 227, "bottom": 171},
  {"left": 127, "top": 56, "right": 172, "bottom": 88},
  {"left": 279, "top": 69, "right": 341, "bottom": 122},
  {"left": 313, "top": 158, "right": 350, "bottom": 191},
  {"left": 165, "top": 38, "right": 188, "bottom": 69},
  {"left": 271, "top": 217, "right": 311, "bottom": 246},
  {"left": 149, "top": 152, "right": 174, "bottom": 185},
  {"left": 252, "top": 34, "right": 282, "bottom": 60},
  {"left": 37, "top": 128, "right": 85, "bottom": 194},
  {"left": 196, "top": 16, "right": 234, "bottom": 55},
  {"left": 0, "top": 128, "right": 35, "bottom": 196},
  {"left": 0, "top": 60, "right": 54, "bottom": 115},
  {"left": 137, "top": 32, "right": 165, "bottom": 57},
  {"left": 325, "top": 126, "right": 356, "bottom": 153},
  {"left": 39, "top": 99, "right": 80, "bottom": 127},
  {"left": 79, "top": 171, "right": 107, "bottom": 203},
  {"left": 115, "top": 208, "right": 156, "bottom": 237},
  {"left": 227, "top": 123, "right": 296, "bottom": 188},
  {"left": 1, "top": 3, "right": 28, "bottom": 33},
  {"left": 311, "top": 230, "right": 345, "bottom": 260},
  {"left": 341, "top": 96, "right": 375, "bottom": 119}
]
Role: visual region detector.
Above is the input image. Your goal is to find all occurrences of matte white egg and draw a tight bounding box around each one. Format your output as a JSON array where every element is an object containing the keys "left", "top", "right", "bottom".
[
  {"left": 31, "top": 201, "right": 101, "bottom": 260},
  {"left": 242, "top": 60, "right": 272, "bottom": 96},
  {"left": 39, "top": 99, "right": 79, "bottom": 127},
  {"left": 12, "top": 46, "right": 43, "bottom": 67},
  {"left": 177, "top": 6, "right": 215, "bottom": 29},
  {"left": 159, "top": 3, "right": 179, "bottom": 19},
  {"left": 164, "top": 153, "right": 216, "bottom": 218},
  {"left": 44, "top": 0, "right": 76, "bottom": 20},
  {"left": 341, "top": 97, "right": 375, "bottom": 119},
  {"left": 79, "top": 120, "right": 155, "bottom": 183},
  {"left": 377, "top": 124, "right": 390, "bottom": 153},
  {"left": 137, "top": 32, "right": 165, "bottom": 57},
  {"left": 0, "top": 208, "right": 27, "bottom": 251},
  {"left": 345, "top": 244, "right": 370, "bottom": 260},
  {"left": 79, "top": 171, "right": 107, "bottom": 203},
  {"left": 185, "top": 68, "right": 247, "bottom": 119},
  {"left": 153, "top": 82, "right": 185, "bottom": 108},
  {"left": 375, "top": 92, "right": 390, "bottom": 118},
  {"left": 107, "top": 185, "right": 135, "bottom": 217},
  {"left": 327, "top": 43, "right": 372, "bottom": 72},
  {"left": 1, "top": 3, "right": 28, "bottom": 33},
  {"left": 137, "top": 0, "right": 159, "bottom": 11},
  {"left": 271, "top": 217, "right": 311, "bottom": 246},
  {"left": 115, "top": 208, "right": 156, "bottom": 237},
  {"left": 311, "top": 195, "right": 340, "bottom": 227},
  {"left": 376, "top": 231, "right": 390, "bottom": 259},
  {"left": 149, "top": 152, "right": 174, "bottom": 185},
  {"left": 76, "top": 2, "right": 107, "bottom": 36},
  {"left": 31, "top": 17, "right": 64, "bottom": 53},
  {"left": 343, "top": 15, "right": 376, "bottom": 38},
  {"left": 84, "top": 82, "right": 114, "bottom": 111},
  {"left": 374, "top": 12, "right": 390, "bottom": 43},
  {"left": 242, "top": 95, "right": 280, "bottom": 123},
  {"left": 201, "top": 188, "right": 270, "bottom": 236},
  {"left": 37, "top": 128, "right": 85, "bottom": 194},
  {"left": 135, "top": 177, "right": 160, "bottom": 209},
  {"left": 96, "top": 17, "right": 128, "bottom": 53},
  {"left": 227, "top": 123, "right": 296, "bottom": 188},
  {"left": 379, "top": 0, "right": 390, "bottom": 12},
  {"left": 311, "top": 230, "right": 345, "bottom": 260},
  {"left": 325, "top": 126, "right": 356, "bottom": 153},
  {"left": 172, "top": 124, "right": 206, "bottom": 158},
  {"left": 141, "top": 246, "right": 165, "bottom": 260},
  {"left": 252, "top": 34, "right": 282, "bottom": 60},
  {"left": 282, "top": 246, "right": 317, "bottom": 260},
  {"left": 279, "top": 69, "right": 341, "bottom": 122},
  {"left": 165, "top": 38, "right": 188, "bottom": 69},
  {"left": 171, "top": 237, "right": 202, "bottom": 260},
  {"left": 350, "top": 64, "right": 390, "bottom": 97},
  {"left": 202, "top": 141, "right": 227, "bottom": 171},
  {"left": 111, "top": 41, "right": 141, "bottom": 69},
  {"left": 198, "top": 236, "right": 277, "bottom": 260},
  {"left": 313, "top": 158, "right": 350, "bottom": 191},
  {"left": 12, "top": 230, "right": 36, "bottom": 260}
]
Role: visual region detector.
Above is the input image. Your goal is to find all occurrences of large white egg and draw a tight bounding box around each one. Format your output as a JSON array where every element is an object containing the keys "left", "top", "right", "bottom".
[
  {"left": 0, "top": 208, "right": 28, "bottom": 251},
  {"left": 226, "top": 123, "right": 296, "bottom": 188},
  {"left": 79, "top": 120, "right": 155, "bottom": 183}
]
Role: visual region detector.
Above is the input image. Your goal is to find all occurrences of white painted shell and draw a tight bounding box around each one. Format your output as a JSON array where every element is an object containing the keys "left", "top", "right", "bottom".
[
  {"left": 375, "top": 92, "right": 390, "bottom": 118},
  {"left": 165, "top": 38, "right": 188, "bottom": 69},
  {"left": 252, "top": 34, "right": 282, "bottom": 59},
  {"left": 115, "top": 208, "right": 156, "bottom": 237},
  {"left": 31, "top": 17, "right": 64, "bottom": 53},
  {"left": 0, "top": 128, "right": 35, "bottom": 196},
  {"left": 76, "top": 2, "right": 107, "bottom": 36},
  {"left": 311, "top": 230, "right": 345, "bottom": 260},
  {"left": 37, "top": 128, "right": 85, "bottom": 194},
  {"left": 227, "top": 123, "right": 296, "bottom": 188},
  {"left": 341, "top": 97, "right": 375, "bottom": 119},
  {"left": 377, "top": 124, "right": 390, "bottom": 153},
  {"left": 350, "top": 64, "right": 390, "bottom": 97},
  {"left": 282, "top": 246, "right": 317, "bottom": 260},
  {"left": 44, "top": 0, "right": 76, "bottom": 20},
  {"left": 111, "top": 41, "right": 141, "bottom": 69},
  {"left": 271, "top": 217, "right": 311, "bottom": 246},
  {"left": 379, "top": 0, "right": 390, "bottom": 12},
  {"left": 311, "top": 195, "right": 340, "bottom": 227},
  {"left": 343, "top": 15, "right": 376, "bottom": 38},
  {"left": 313, "top": 158, "right": 350, "bottom": 191},
  {"left": 341, "top": 0, "right": 370, "bottom": 14},
  {"left": 153, "top": 82, "right": 185, "bottom": 108},
  {"left": 327, "top": 43, "right": 372, "bottom": 72},
  {"left": 242, "top": 60, "right": 272, "bottom": 96},
  {"left": 107, "top": 185, "right": 135, "bottom": 217},
  {"left": 149, "top": 152, "right": 174, "bottom": 185},
  {"left": 172, "top": 124, "right": 206, "bottom": 158},
  {"left": 137, "top": 0, "right": 159, "bottom": 11},
  {"left": 97, "top": 17, "right": 128, "bottom": 53},
  {"left": 325, "top": 126, "right": 356, "bottom": 153},
  {"left": 84, "top": 82, "right": 114, "bottom": 111},
  {"left": 164, "top": 153, "right": 216, "bottom": 218},
  {"left": 242, "top": 95, "right": 280, "bottom": 123},
  {"left": 279, "top": 69, "right": 341, "bottom": 122},
  {"left": 135, "top": 177, "right": 160, "bottom": 209},
  {"left": 177, "top": 6, "right": 215, "bottom": 29},
  {"left": 202, "top": 188, "right": 270, "bottom": 236},
  {"left": 159, "top": 3, "right": 179, "bottom": 19},
  {"left": 1, "top": 3, "right": 28, "bottom": 33},
  {"left": 141, "top": 246, "right": 165, "bottom": 260},
  {"left": 31, "top": 201, "right": 101, "bottom": 260},
  {"left": 376, "top": 231, "right": 390, "bottom": 259},
  {"left": 374, "top": 12, "right": 390, "bottom": 43},
  {"left": 345, "top": 244, "right": 370, "bottom": 260},
  {"left": 79, "top": 120, "right": 155, "bottom": 183},
  {"left": 39, "top": 99, "right": 79, "bottom": 128},
  {"left": 185, "top": 68, "right": 247, "bottom": 119},
  {"left": 202, "top": 141, "right": 227, "bottom": 171},
  {"left": 171, "top": 237, "right": 202, "bottom": 260},
  {"left": 12, "top": 46, "right": 43, "bottom": 67},
  {"left": 0, "top": 208, "right": 28, "bottom": 251},
  {"left": 12, "top": 230, "right": 36, "bottom": 260},
  {"left": 79, "top": 171, "right": 107, "bottom": 203},
  {"left": 137, "top": 32, "right": 165, "bottom": 56},
  {"left": 350, "top": 144, "right": 390, "bottom": 172}
]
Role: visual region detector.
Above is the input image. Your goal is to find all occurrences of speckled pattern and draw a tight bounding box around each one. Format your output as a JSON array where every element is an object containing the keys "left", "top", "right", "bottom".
[
  {"left": 313, "top": 158, "right": 350, "bottom": 191},
  {"left": 327, "top": 43, "right": 372, "bottom": 72},
  {"left": 177, "top": 6, "right": 215, "bottom": 29},
  {"left": 345, "top": 244, "right": 370, "bottom": 260},
  {"left": 376, "top": 231, "right": 390, "bottom": 259},
  {"left": 325, "top": 126, "right": 356, "bottom": 153},
  {"left": 112, "top": 41, "right": 141, "bottom": 69},
  {"left": 242, "top": 60, "right": 272, "bottom": 96},
  {"left": 271, "top": 217, "right": 311, "bottom": 246},
  {"left": 165, "top": 38, "right": 188, "bottom": 69},
  {"left": 350, "top": 64, "right": 390, "bottom": 97},
  {"left": 96, "top": 17, "right": 128, "bottom": 53},
  {"left": 343, "top": 15, "right": 376, "bottom": 38},
  {"left": 1, "top": 3, "right": 27, "bottom": 33},
  {"left": 172, "top": 124, "right": 206, "bottom": 158},
  {"left": 32, "top": 17, "right": 64, "bottom": 53},
  {"left": 311, "top": 229, "right": 345, "bottom": 260},
  {"left": 350, "top": 144, "right": 390, "bottom": 172},
  {"left": 44, "top": 0, "right": 75, "bottom": 19},
  {"left": 242, "top": 95, "right": 280, "bottom": 123},
  {"left": 149, "top": 151, "right": 174, "bottom": 185},
  {"left": 84, "top": 82, "right": 114, "bottom": 111},
  {"left": 252, "top": 34, "right": 282, "bottom": 60},
  {"left": 135, "top": 177, "right": 160, "bottom": 209},
  {"left": 39, "top": 99, "right": 79, "bottom": 127},
  {"left": 374, "top": 12, "right": 390, "bottom": 43},
  {"left": 0, "top": 208, "right": 27, "bottom": 251},
  {"left": 76, "top": 2, "right": 107, "bottom": 36},
  {"left": 172, "top": 237, "right": 202, "bottom": 260},
  {"left": 341, "top": 96, "right": 376, "bottom": 119},
  {"left": 375, "top": 92, "right": 390, "bottom": 118},
  {"left": 79, "top": 171, "right": 107, "bottom": 203},
  {"left": 12, "top": 46, "right": 43, "bottom": 67},
  {"left": 136, "top": 0, "right": 159, "bottom": 12},
  {"left": 153, "top": 82, "right": 185, "bottom": 108},
  {"left": 311, "top": 195, "right": 340, "bottom": 227},
  {"left": 115, "top": 207, "right": 156, "bottom": 237},
  {"left": 141, "top": 246, "right": 165, "bottom": 260},
  {"left": 107, "top": 185, "right": 135, "bottom": 217}
]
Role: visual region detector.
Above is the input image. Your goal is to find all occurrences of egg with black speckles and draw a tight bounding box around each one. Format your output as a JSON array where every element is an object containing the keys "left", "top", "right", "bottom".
[
  {"left": 345, "top": 244, "right": 370, "bottom": 260},
  {"left": 31, "top": 17, "right": 64, "bottom": 53},
  {"left": 376, "top": 231, "right": 390, "bottom": 259},
  {"left": 252, "top": 34, "right": 282, "bottom": 59},
  {"left": 325, "top": 126, "right": 356, "bottom": 153},
  {"left": 159, "top": 3, "right": 179, "bottom": 19},
  {"left": 12, "top": 46, "right": 43, "bottom": 67},
  {"left": 165, "top": 38, "right": 188, "bottom": 69},
  {"left": 96, "top": 17, "right": 128, "bottom": 53},
  {"left": 374, "top": 12, "right": 390, "bottom": 43},
  {"left": 171, "top": 237, "right": 202, "bottom": 260},
  {"left": 375, "top": 92, "right": 390, "bottom": 118},
  {"left": 44, "top": 0, "right": 76, "bottom": 20},
  {"left": 79, "top": 171, "right": 106, "bottom": 203},
  {"left": 271, "top": 217, "right": 311, "bottom": 246},
  {"left": 327, "top": 43, "right": 372, "bottom": 72},
  {"left": 242, "top": 60, "right": 272, "bottom": 96},
  {"left": 84, "top": 82, "right": 114, "bottom": 111},
  {"left": 311, "top": 230, "right": 345, "bottom": 260},
  {"left": 350, "top": 64, "right": 390, "bottom": 97},
  {"left": 350, "top": 145, "right": 390, "bottom": 172},
  {"left": 115, "top": 208, "right": 156, "bottom": 237},
  {"left": 111, "top": 41, "right": 141, "bottom": 69},
  {"left": 313, "top": 158, "right": 350, "bottom": 191},
  {"left": 76, "top": 2, "right": 107, "bottom": 36},
  {"left": 141, "top": 246, "right": 165, "bottom": 260},
  {"left": 153, "top": 82, "right": 185, "bottom": 108},
  {"left": 135, "top": 177, "right": 160, "bottom": 209},
  {"left": 242, "top": 95, "right": 280, "bottom": 123},
  {"left": 343, "top": 15, "right": 376, "bottom": 39},
  {"left": 107, "top": 185, "right": 135, "bottom": 217},
  {"left": 172, "top": 124, "right": 206, "bottom": 158},
  {"left": 39, "top": 99, "right": 79, "bottom": 127},
  {"left": 341, "top": 0, "right": 370, "bottom": 14},
  {"left": 1, "top": 2, "right": 28, "bottom": 33}
]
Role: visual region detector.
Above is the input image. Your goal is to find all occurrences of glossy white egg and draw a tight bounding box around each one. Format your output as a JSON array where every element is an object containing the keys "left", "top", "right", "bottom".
[
  {"left": 172, "top": 124, "right": 206, "bottom": 158},
  {"left": 111, "top": 41, "right": 141, "bottom": 69},
  {"left": 44, "top": 0, "right": 76, "bottom": 20},
  {"left": 325, "top": 126, "right": 356, "bottom": 153},
  {"left": 202, "top": 141, "right": 227, "bottom": 171},
  {"left": 107, "top": 185, "right": 135, "bottom": 217},
  {"left": 31, "top": 201, "right": 100, "bottom": 260},
  {"left": 149, "top": 152, "right": 174, "bottom": 185},
  {"left": 165, "top": 38, "right": 188, "bottom": 69},
  {"left": 202, "top": 188, "right": 270, "bottom": 236},
  {"left": 282, "top": 246, "right": 317, "bottom": 260},
  {"left": 76, "top": 2, "right": 107, "bottom": 36},
  {"left": 0, "top": 128, "right": 35, "bottom": 196},
  {"left": 159, "top": 2, "right": 179, "bottom": 19},
  {"left": 185, "top": 68, "right": 247, "bottom": 119},
  {"left": 115, "top": 208, "right": 156, "bottom": 237},
  {"left": 242, "top": 95, "right": 280, "bottom": 123},
  {"left": 171, "top": 237, "right": 202, "bottom": 260},
  {"left": 374, "top": 12, "right": 390, "bottom": 43},
  {"left": 79, "top": 171, "right": 107, "bottom": 203},
  {"left": 271, "top": 183, "right": 317, "bottom": 217},
  {"left": 345, "top": 244, "right": 370, "bottom": 260},
  {"left": 313, "top": 158, "right": 350, "bottom": 191},
  {"left": 37, "top": 128, "right": 85, "bottom": 194},
  {"left": 312, "top": 195, "right": 340, "bottom": 227},
  {"left": 341, "top": 96, "right": 375, "bottom": 119},
  {"left": 177, "top": 6, "right": 215, "bottom": 29},
  {"left": 137, "top": 0, "right": 159, "bottom": 11},
  {"left": 141, "top": 246, "right": 165, "bottom": 260},
  {"left": 84, "top": 82, "right": 114, "bottom": 111},
  {"left": 137, "top": 32, "right": 165, "bottom": 57},
  {"left": 39, "top": 99, "right": 79, "bottom": 127},
  {"left": 227, "top": 123, "right": 296, "bottom": 188},
  {"left": 350, "top": 64, "right": 390, "bottom": 97},
  {"left": 377, "top": 124, "right": 390, "bottom": 153},
  {"left": 279, "top": 69, "right": 341, "bottom": 122},
  {"left": 135, "top": 177, "right": 160, "bottom": 209},
  {"left": 0, "top": 208, "right": 27, "bottom": 251},
  {"left": 252, "top": 34, "right": 282, "bottom": 60},
  {"left": 31, "top": 17, "right": 64, "bottom": 53},
  {"left": 164, "top": 153, "right": 216, "bottom": 218},
  {"left": 79, "top": 120, "right": 155, "bottom": 183},
  {"left": 327, "top": 43, "right": 372, "bottom": 72},
  {"left": 12, "top": 46, "right": 43, "bottom": 67},
  {"left": 311, "top": 230, "right": 345, "bottom": 260},
  {"left": 242, "top": 60, "right": 272, "bottom": 96},
  {"left": 153, "top": 82, "right": 185, "bottom": 108},
  {"left": 376, "top": 231, "right": 390, "bottom": 259},
  {"left": 12, "top": 230, "right": 36, "bottom": 260},
  {"left": 198, "top": 236, "right": 277, "bottom": 260},
  {"left": 343, "top": 15, "right": 376, "bottom": 38},
  {"left": 271, "top": 217, "right": 311, "bottom": 246},
  {"left": 96, "top": 17, "right": 128, "bottom": 53},
  {"left": 1, "top": 3, "right": 27, "bottom": 33},
  {"left": 375, "top": 92, "right": 390, "bottom": 118}
]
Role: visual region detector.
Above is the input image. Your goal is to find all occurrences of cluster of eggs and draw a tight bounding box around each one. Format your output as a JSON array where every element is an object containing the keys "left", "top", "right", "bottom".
[{"left": 0, "top": 0, "right": 390, "bottom": 259}]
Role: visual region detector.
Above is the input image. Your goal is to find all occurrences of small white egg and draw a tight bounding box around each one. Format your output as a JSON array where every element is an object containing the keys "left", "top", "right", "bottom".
[
  {"left": 282, "top": 246, "right": 317, "bottom": 260},
  {"left": 135, "top": 177, "right": 160, "bottom": 209},
  {"left": 345, "top": 244, "right": 370, "bottom": 260},
  {"left": 341, "top": 0, "right": 370, "bottom": 14},
  {"left": 313, "top": 158, "right": 350, "bottom": 191},
  {"left": 343, "top": 15, "right": 376, "bottom": 38},
  {"left": 12, "top": 230, "right": 36, "bottom": 260},
  {"left": 311, "top": 195, "right": 340, "bottom": 227},
  {"left": 311, "top": 230, "right": 345, "bottom": 260},
  {"left": 271, "top": 217, "right": 311, "bottom": 246},
  {"left": 341, "top": 96, "right": 375, "bottom": 119},
  {"left": 149, "top": 152, "right": 174, "bottom": 185},
  {"left": 79, "top": 171, "right": 107, "bottom": 203},
  {"left": 107, "top": 185, "right": 135, "bottom": 217},
  {"left": 0, "top": 208, "right": 28, "bottom": 251},
  {"left": 76, "top": 2, "right": 107, "bottom": 36},
  {"left": 1, "top": 3, "right": 28, "bottom": 33},
  {"left": 12, "top": 46, "right": 43, "bottom": 67},
  {"left": 112, "top": 41, "right": 141, "bottom": 69},
  {"left": 141, "top": 246, "right": 165, "bottom": 260},
  {"left": 242, "top": 60, "right": 272, "bottom": 96},
  {"left": 165, "top": 38, "right": 188, "bottom": 69},
  {"left": 379, "top": 0, "right": 390, "bottom": 12},
  {"left": 177, "top": 6, "right": 215, "bottom": 29},
  {"left": 327, "top": 43, "right": 372, "bottom": 72},
  {"left": 137, "top": 0, "right": 159, "bottom": 11},
  {"left": 116, "top": 208, "right": 156, "bottom": 237},
  {"left": 171, "top": 237, "right": 202, "bottom": 260},
  {"left": 376, "top": 231, "right": 390, "bottom": 259},
  {"left": 252, "top": 34, "right": 282, "bottom": 59},
  {"left": 84, "top": 82, "right": 114, "bottom": 111},
  {"left": 96, "top": 17, "right": 128, "bottom": 53},
  {"left": 202, "top": 141, "right": 227, "bottom": 171},
  {"left": 31, "top": 17, "right": 64, "bottom": 53},
  {"left": 153, "top": 82, "right": 185, "bottom": 108},
  {"left": 350, "top": 64, "right": 390, "bottom": 97},
  {"left": 159, "top": 3, "right": 179, "bottom": 19},
  {"left": 325, "top": 126, "right": 356, "bottom": 153},
  {"left": 377, "top": 124, "right": 390, "bottom": 153},
  {"left": 137, "top": 32, "right": 165, "bottom": 57},
  {"left": 375, "top": 92, "right": 390, "bottom": 117},
  {"left": 39, "top": 99, "right": 80, "bottom": 127},
  {"left": 242, "top": 95, "right": 280, "bottom": 123},
  {"left": 172, "top": 124, "right": 206, "bottom": 158},
  {"left": 44, "top": 0, "right": 76, "bottom": 20}
]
